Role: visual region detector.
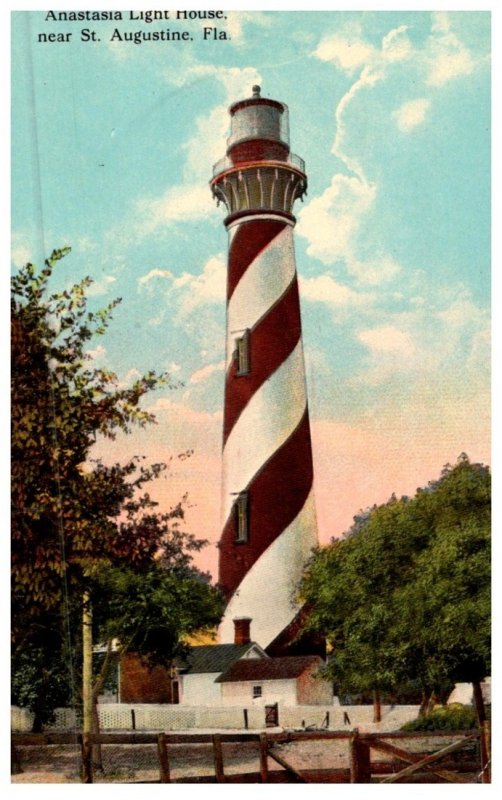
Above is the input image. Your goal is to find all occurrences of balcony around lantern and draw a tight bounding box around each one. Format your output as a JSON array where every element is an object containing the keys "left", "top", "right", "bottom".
[{"left": 212, "top": 151, "right": 306, "bottom": 180}]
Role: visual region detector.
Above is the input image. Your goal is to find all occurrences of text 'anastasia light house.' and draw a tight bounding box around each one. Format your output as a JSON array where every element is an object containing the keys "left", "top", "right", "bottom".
[{"left": 211, "top": 86, "right": 320, "bottom": 655}]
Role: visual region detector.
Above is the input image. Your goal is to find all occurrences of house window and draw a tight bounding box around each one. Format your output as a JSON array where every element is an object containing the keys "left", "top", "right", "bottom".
[
  {"left": 235, "top": 329, "right": 250, "bottom": 376},
  {"left": 253, "top": 685, "right": 262, "bottom": 698},
  {"left": 234, "top": 491, "right": 249, "bottom": 543}
]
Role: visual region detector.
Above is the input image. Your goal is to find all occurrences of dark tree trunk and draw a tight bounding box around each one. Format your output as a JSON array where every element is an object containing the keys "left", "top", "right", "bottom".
[
  {"left": 91, "top": 699, "right": 103, "bottom": 772},
  {"left": 472, "top": 680, "right": 486, "bottom": 725},
  {"left": 373, "top": 689, "right": 382, "bottom": 723},
  {"left": 427, "top": 691, "right": 438, "bottom": 713},
  {"left": 418, "top": 690, "right": 431, "bottom": 717},
  {"left": 31, "top": 710, "right": 44, "bottom": 733}
]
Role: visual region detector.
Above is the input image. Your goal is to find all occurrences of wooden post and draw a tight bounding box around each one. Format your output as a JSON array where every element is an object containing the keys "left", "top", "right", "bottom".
[
  {"left": 349, "top": 729, "right": 360, "bottom": 783},
  {"left": 212, "top": 733, "right": 225, "bottom": 782},
  {"left": 157, "top": 733, "right": 171, "bottom": 783},
  {"left": 349, "top": 729, "right": 371, "bottom": 783},
  {"left": 259, "top": 732, "right": 269, "bottom": 782},
  {"left": 243, "top": 708, "right": 249, "bottom": 729},
  {"left": 358, "top": 738, "right": 371, "bottom": 782},
  {"left": 11, "top": 742, "right": 23, "bottom": 775},
  {"left": 81, "top": 732, "right": 93, "bottom": 783},
  {"left": 131, "top": 709, "right": 136, "bottom": 730}
]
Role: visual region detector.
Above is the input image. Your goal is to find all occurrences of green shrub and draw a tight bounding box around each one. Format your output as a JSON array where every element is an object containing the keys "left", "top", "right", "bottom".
[{"left": 400, "top": 704, "right": 478, "bottom": 731}]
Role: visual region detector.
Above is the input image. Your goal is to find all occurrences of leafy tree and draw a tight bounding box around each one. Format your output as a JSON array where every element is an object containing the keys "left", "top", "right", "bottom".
[
  {"left": 12, "top": 248, "right": 165, "bottom": 640},
  {"left": 300, "top": 456, "right": 490, "bottom": 718},
  {"left": 393, "top": 456, "right": 490, "bottom": 716},
  {"left": 91, "top": 560, "right": 223, "bottom": 670},
  {"left": 11, "top": 249, "right": 223, "bottom": 729}
]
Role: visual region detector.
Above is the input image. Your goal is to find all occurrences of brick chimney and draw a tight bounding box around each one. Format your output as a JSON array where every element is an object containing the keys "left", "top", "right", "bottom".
[{"left": 233, "top": 617, "right": 252, "bottom": 645}]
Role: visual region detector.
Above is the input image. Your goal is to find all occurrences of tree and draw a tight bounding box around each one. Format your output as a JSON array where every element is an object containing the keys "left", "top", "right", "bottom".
[
  {"left": 392, "top": 456, "right": 490, "bottom": 717},
  {"left": 12, "top": 248, "right": 165, "bottom": 639},
  {"left": 300, "top": 456, "right": 490, "bottom": 718},
  {"left": 11, "top": 248, "right": 223, "bottom": 729}
]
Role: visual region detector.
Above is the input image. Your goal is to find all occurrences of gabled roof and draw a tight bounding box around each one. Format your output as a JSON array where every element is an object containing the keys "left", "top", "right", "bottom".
[
  {"left": 178, "top": 643, "right": 266, "bottom": 674},
  {"left": 216, "top": 655, "right": 323, "bottom": 683}
]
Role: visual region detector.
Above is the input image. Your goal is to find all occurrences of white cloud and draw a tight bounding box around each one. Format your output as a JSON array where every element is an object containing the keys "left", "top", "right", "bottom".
[
  {"left": 314, "top": 34, "right": 375, "bottom": 72},
  {"left": 297, "top": 174, "right": 376, "bottom": 265},
  {"left": 426, "top": 40, "right": 475, "bottom": 86},
  {"left": 436, "top": 292, "right": 487, "bottom": 331},
  {"left": 297, "top": 175, "right": 404, "bottom": 286},
  {"left": 76, "top": 236, "right": 97, "bottom": 253},
  {"left": 381, "top": 25, "right": 413, "bottom": 63},
  {"left": 316, "top": 15, "right": 478, "bottom": 91},
  {"left": 466, "top": 328, "right": 490, "bottom": 375},
  {"left": 431, "top": 11, "right": 451, "bottom": 35},
  {"left": 167, "top": 361, "right": 181, "bottom": 374},
  {"left": 358, "top": 325, "right": 416, "bottom": 357},
  {"left": 174, "top": 255, "right": 226, "bottom": 318},
  {"left": 145, "top": 395, "right": 222, "bottom": 424},
  {"left": 11, "top": 234, "right": 32, "bottom": 268},
  {"left": 393, "top": 98, "right": 431, "bottom": 132},
  {"left": 138, "top": 268, "right": 173, "bottom": 286},
  {"left": 86, "top": 344, "right": 107, "bottom": 361},
  {"left": 299, "top": 274, "right": 369, "bottom": 308},
  {"left": 302, "top": 15, "right": 482, "bottom": 279},
  {"left": 346, "top": 279, "right": 489, "bottom": 392},
  {"left": 331, "top": 65, "right": 383, "bottom": 181},
  {"left": 350, "top": 256, "right": 402, "bottom": 285},
  {"left": 87, "top": 275, "right": 116, "bottom": 297},
  {"left": 136, "top": 184, "right": 214, "bottom": 234},
  {"left": 190, "top": 360, "right": 226, "bottom": 385},
  {"left": 225, "top": 11, "right": 271, "bottom": 45},
  {"left": 426, "top": 13, "right": 477, "bottom": 86},
  {"left": 315, "top": 24, "right": 412, "bottom": 74}
]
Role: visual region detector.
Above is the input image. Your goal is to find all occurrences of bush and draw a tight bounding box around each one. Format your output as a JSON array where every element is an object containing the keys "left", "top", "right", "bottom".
[{"left": 400, "top": 704, "right": 478, "bottom": 731}]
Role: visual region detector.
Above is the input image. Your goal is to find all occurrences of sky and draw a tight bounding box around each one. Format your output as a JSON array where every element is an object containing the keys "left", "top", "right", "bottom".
[{"left": 10, "top": 5, "right": 491, "bottom": 580}]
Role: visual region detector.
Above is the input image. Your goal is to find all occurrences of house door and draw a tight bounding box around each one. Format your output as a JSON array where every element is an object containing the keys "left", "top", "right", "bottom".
[
  {"left": 265, "top": 703, "right": 279, "bottom": 727},
  {"left": 171, "top": 680, "right": 180, "bottom": 704}
]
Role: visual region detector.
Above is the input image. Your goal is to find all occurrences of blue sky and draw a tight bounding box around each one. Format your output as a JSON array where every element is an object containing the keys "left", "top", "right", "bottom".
[{"left": 11, "top": 6, "right": 491, "bottom": 576}]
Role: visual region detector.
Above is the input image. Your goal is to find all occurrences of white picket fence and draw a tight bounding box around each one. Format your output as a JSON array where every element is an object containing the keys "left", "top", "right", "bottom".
[{"left": 11, "top": 703, "right": 420, "bottom": 733}]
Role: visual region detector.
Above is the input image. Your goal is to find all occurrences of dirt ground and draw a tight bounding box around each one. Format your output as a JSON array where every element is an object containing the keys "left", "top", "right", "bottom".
[
  {"left": 11, "top": 738, "right": 356, "bottom": 783},
  {"left": 11, "top": 734, "right": 480, "bottom": 784}
]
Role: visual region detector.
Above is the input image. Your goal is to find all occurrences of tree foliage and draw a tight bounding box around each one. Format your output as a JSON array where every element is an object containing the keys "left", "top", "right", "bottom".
[
  {"left": 11, "top": 249, "right": 223, "bottom": 724},
  {"left": 300, "top": 455, "right": 490, "bottom": 699},
  {"left": 12, "top": 248, "right": 168, "bottom": 635}
]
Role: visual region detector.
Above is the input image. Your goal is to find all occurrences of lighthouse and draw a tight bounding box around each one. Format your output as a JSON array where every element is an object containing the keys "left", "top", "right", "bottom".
[{"left": 211, "top": 86, "right": 319, "bottom": 653}]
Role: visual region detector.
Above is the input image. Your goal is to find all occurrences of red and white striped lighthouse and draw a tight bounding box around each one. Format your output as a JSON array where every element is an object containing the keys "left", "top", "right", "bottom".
[{"left": 211, "top": 86, "right": 318, "bottom": 652}]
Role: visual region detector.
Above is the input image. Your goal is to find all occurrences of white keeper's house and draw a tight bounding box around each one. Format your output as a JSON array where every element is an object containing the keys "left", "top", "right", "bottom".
[{"left": 176, "top": 618, "right": 332, "bottom": 708}]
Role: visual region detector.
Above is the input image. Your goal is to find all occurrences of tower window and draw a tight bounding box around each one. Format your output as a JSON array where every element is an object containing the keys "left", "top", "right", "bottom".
[
  {"left": 235, "top": 329, "right": 250, "bottom": 376},
  {"left": 252, "top": 685, "right": 262, "bottom": 698},
  {"left": 234, "top": 491, "right": 249, "bottom": 543}
]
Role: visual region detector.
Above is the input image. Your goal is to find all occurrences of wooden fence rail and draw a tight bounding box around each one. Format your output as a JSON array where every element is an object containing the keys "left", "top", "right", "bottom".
[{"left": 12, "top": 726, "right": 488, "bottom": 784}]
